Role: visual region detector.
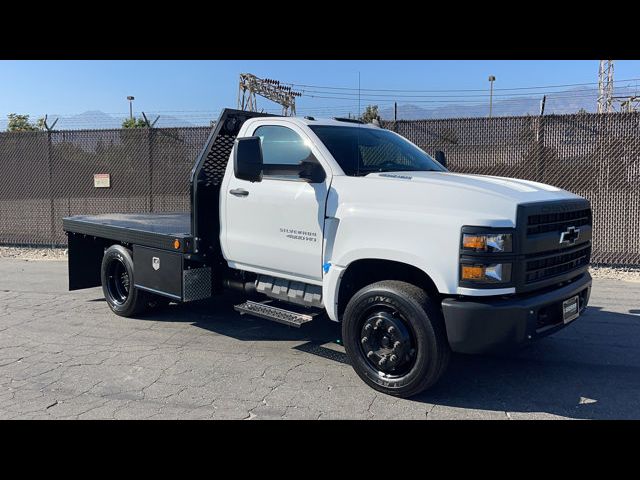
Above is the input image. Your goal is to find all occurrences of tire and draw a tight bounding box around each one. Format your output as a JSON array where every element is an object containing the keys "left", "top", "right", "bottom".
[
  {"left": 342, "top": 280, "right": 450, "bottom": 398},
  {"left": 101, "top": 245, "right": 150, "bottom": 317}
]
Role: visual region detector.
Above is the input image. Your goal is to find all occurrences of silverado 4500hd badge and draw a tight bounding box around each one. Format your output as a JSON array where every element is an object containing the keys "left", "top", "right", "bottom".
[{"left": 280, "top": 227, "right": 317, "bottom": 242}]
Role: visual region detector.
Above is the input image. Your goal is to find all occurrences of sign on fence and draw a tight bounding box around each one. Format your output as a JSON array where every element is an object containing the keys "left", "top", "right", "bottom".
[{"left": 93, "top": 173, "right": 111, "bottom": 188}]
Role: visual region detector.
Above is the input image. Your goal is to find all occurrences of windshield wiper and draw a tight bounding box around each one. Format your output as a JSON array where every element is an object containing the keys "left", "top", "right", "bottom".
[{"left": 357, "top": 167, "right": 439, "bottom": 175}]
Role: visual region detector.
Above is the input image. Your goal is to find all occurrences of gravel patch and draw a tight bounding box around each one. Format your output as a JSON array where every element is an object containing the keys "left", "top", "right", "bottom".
[
  {"left": 1, "top": 246, "right": 640, "bottom": 282},
  {"left": 0, "top": 246, "right": 68, "bottom": 261},
  {"left": 589, "top": 265, "right": 640, "bottom": 283}
]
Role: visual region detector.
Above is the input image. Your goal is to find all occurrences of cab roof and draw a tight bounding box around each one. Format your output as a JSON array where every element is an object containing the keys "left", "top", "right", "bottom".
[{"left": 259, "top": 116, "right": 382, "bottom": 128}]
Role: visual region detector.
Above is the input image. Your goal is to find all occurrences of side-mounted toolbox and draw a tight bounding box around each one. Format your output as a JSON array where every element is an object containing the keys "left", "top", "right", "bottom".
[{"left": 132, "top": 245, "right": 211, "bottom": 302}]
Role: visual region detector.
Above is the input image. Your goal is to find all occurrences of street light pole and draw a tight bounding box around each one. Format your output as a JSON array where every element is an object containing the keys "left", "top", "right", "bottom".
[
  {"left": 488, "top": 76, "right": 496, "bottom": 118},
  {"left": 127, "top": 96, "right": 135, "bottom": 121}
]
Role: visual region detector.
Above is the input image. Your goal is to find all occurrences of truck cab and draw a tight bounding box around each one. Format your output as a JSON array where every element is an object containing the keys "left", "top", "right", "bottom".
[{"left": 63, "top": 109, "right": 592, "bottom": 397}]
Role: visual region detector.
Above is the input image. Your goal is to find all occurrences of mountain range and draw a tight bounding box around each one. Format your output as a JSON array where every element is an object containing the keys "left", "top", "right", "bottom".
[
  {"left": 0, "top": 110, "right": 199, "bottom": 131},
  {"left": 2, "top": 85, "right": 639, "bottom": 130},
  {"left": 378, "top": 86, "right": 638, "bottom": 120}
]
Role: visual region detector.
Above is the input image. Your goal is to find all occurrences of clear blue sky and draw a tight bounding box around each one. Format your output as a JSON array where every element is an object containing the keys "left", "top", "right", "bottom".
[{"left": 2, "top": 60, "right": 640, "bottom": 122}]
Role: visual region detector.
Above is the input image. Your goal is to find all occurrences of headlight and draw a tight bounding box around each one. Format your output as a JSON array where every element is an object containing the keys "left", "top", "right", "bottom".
[
  {"left": 462, "top": 233, "right": 512, "bottom": 253},
  {"left": 461, "top": 263, "right": 512, "bottom": 284}
]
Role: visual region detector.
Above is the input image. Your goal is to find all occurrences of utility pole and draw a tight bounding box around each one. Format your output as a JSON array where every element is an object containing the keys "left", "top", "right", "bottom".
[
  {"left": 127, "top": 96, "right": 135, "bottom": 120},
  {"left": 488, "top": 75, "right": 496, "bottom": 118},
  {"left": 237, "top": 74, "right": 302, "bottom": 116},
  {"left": 358, "top": 72, "right": 361, "bottom": 120},
  {"left": 597, "top": 60, "right": 614, "bottom": 113},
  {"left": 394, "top": 102, "right": 397, "bottom": 122}
]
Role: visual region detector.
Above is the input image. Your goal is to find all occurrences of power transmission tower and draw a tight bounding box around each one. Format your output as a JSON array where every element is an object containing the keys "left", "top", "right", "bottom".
[
  {"left": 616, "top": 96, "right": 640, "bottom": 113},
  {"left": 237, "top": 73, "right": 302, "bottom": 116},
  {"left": 612, "top": 80, "right": 640, "bottom": 113},
  {"left": 597, "top": 60, "right": 614, "bottom": 113}
]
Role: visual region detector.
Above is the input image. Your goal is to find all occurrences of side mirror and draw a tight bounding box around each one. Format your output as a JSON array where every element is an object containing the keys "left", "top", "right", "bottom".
[
  {"left": 234, "top": 137, "right": 263, "bottom": 182},
  {"left": 299, "top": 159, "right": 326, "bottom": 183},
  {"left": 435, "top": 150, "right": 447, "bottom": 169}
]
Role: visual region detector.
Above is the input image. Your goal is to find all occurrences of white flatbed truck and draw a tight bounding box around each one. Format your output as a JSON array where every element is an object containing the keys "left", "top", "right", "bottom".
[{"left": 63, "top": 109, "right": 592, "bottom": 397}]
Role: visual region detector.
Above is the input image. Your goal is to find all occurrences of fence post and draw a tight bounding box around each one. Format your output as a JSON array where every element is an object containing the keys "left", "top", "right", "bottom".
[
  {"left": 535, "top": 115, "right": 546, "bottom": 183},
  {"left": 47, "top": 130, "right": 55, "bottom": 248},
  {"left": 148, "top": 128, "right": 154, "bottom": 213}
]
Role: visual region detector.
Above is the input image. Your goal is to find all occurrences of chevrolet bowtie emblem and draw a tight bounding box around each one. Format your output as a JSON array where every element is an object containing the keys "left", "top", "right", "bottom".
[{"left": 560, "top": 226, "right": 580, "bottom": 245}]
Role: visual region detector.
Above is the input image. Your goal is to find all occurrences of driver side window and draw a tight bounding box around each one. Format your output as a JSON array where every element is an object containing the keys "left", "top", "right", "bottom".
[{"left": 253, "top": 125, "right": 315, "bottom": 179}]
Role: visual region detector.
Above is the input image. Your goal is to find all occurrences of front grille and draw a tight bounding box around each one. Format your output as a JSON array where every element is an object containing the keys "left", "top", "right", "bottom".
[
  {"left": 525, "top": 245, "right": 591, "bottom": 284},
  {"left": 527, "top": 208, "right": 591, "bottom": 236}
]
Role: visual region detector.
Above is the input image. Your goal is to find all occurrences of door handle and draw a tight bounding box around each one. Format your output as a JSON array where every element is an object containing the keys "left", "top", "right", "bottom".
[{"left": 229, "top": 188, "right": 249, "bottom": 197}]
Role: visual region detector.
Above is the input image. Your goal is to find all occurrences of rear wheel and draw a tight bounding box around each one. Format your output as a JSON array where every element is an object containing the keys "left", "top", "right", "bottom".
[
  {"left": 101, "top": 245, "right": 150, "bottom": 317},
  {"left": 342, "top": 280, "right": 450, "bottom": 398}
]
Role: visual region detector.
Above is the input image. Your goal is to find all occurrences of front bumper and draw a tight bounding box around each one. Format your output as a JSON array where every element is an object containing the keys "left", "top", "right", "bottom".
[{"left": 441, "top": 273, "right": 592, "bottom": 354}]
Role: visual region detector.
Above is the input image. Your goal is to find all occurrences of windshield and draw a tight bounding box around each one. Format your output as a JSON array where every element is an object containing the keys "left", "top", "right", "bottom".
[{"left": 309, "top": 125, "right": 446, "bottom": 176}]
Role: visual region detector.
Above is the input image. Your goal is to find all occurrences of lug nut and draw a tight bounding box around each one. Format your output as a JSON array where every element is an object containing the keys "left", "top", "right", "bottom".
[
  {"left": 375, "top": 319, "right": 384, "bottom": 328},
  {"left": 364, "top": 324, "right": 372, "bottom": 331},
  {"left": 389, "top": 354, "right": 398, "bottom": 363},
  {"left": 378, "top": 356, "right": 387, "bottom": 366},
  {"left": 393, "top": 341, "right": 401, "bottom": 350},
  {"left": 367, "top": 351, "right": 375, "bottom": 359},
  {"left": 388, "top": 326, "right": 396, "bottom": 334},
  {"left": 361, "top": 336, "right": 368, "bottom": 344}
]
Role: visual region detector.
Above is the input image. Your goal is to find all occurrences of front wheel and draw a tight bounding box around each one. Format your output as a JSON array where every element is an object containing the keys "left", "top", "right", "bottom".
[{"left": 342, "top": 280, "right": 450, "bottom": 398}]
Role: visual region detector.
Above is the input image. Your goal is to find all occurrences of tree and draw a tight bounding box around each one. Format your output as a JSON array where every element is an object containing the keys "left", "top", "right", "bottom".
[
  {"left": 121, "top": 117, "right": 148, "bottom": 129},
  {"left": 577, "top": 108, "right": 589, "bottom": 115},
  {"left": 6, "top": 113, "right": 45, "bottom": 132},
  {"left": 360, "top": 105, "right": 380, "bottom": 124}
]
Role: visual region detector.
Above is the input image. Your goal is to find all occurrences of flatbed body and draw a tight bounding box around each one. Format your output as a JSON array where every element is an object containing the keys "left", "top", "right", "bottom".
[{"left": 62, "top": 213, "right": 194, "bottom": 253}]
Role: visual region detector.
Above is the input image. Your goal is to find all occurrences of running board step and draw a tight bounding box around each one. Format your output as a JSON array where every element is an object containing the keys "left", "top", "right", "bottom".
[{"left": 234, "top": 300, "right": 316, "bottom": 328}]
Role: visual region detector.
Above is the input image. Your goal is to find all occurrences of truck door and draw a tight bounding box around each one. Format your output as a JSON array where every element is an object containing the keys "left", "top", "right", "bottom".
[{"left": 223, "top": 124, "right": 329, "bottom": 282}]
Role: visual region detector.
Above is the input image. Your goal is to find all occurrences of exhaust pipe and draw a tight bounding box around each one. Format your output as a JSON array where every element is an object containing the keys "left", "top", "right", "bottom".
[{"left": 223, "top": 278, "right": 257, "bottom": 295}]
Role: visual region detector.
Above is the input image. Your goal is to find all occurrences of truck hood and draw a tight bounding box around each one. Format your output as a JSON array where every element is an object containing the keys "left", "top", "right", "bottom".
[
  {"left": 364, "top": 171, "right": 575, "bottom": 203},
  {"left": 329, "top": 171, "right": 584, "bottom": 228}
]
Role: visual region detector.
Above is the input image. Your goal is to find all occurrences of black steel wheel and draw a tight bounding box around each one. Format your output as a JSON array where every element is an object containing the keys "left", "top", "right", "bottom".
[
  {"left": 359, "top": 307, "right": 417, "bottom": 378},
  {"left": 105, "top": 255, "right": 131, "bottom": 305},
  {"left": 342, "top": 280, "right": 450, "bottom": 397},
  {"left": 101, "top": 245, "right": 150, "bottom": 317}
]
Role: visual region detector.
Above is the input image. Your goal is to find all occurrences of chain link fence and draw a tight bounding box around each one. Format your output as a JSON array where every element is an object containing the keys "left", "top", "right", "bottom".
[
  {"left": 0, "top": 112, "right": 638, "bottom": 265},
  {"left": 0, "top": 127, "right": 210, "bottom": 246}
]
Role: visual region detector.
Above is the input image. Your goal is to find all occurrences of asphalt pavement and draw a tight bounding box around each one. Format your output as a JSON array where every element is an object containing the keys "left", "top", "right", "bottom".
[{"left": 0, "top": 258, "right": 639, "bottom": 419}]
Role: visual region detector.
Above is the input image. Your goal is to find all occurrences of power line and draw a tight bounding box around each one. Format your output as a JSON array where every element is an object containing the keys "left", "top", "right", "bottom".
[
  {"left": 302, "top": 90, "right": 615, "bottom": 104},
  {"left": 294, "top": 84, "right": 640, "bottom": 101},
  {"left": 296, "top": 86, "right": 619, "bottom": 99},
  {"left": 286, "top": 77, "right": 640, "bottom": 93}
]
